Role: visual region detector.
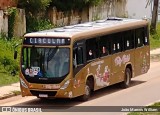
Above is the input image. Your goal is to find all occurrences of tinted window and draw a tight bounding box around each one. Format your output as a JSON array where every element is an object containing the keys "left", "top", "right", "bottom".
[
  {"left": 144, "top": 26, "right": 149, "bottom": 45},
  {"left": 73, "top": 41, "right": 84, "bottom": 67},
  {"left": 111, "top": 33, "right": 123, "bottom": 54},
  {"left": 124, "top": 30, "right": 134, "bottom": 50},
  {"left": 135, "top": 28, "right": 144, "bottom": 47},
  {"left": 99, "top": 35, "right": 111, "bottom": 57},
  {"left": 86, "top": 38, "right": 98, "bottom": 61}
]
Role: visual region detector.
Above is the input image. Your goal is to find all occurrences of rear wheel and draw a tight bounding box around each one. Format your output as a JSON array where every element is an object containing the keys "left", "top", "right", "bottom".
[
  {"left": 79, "top": 80, "right": 91, "bottom": 101},
  {"left": 120, "top": 68, "right": 131, "bottom": 88}
]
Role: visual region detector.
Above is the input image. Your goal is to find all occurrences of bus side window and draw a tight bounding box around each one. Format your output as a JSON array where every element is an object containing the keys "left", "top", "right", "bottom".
[
  {"left": 124, "top": 30, "right": 134, "bottom": 50},
  {"left": 111, "top": 33, "right": 122, "bottom": 54},
  {"left": 73, "top": 47, "right": 84, "bottom": 68},
  {"left": 135, "top": 28, "right": 144, "bottom": 48},
  {"left": 99, "top": 35, "right": 111, "bottom": 57},
  {"left": 86, "top": 38, "right": 98, "bottom": 61},
  {"left": 144, "top": 26, "right": 149, "bottom": 45}
]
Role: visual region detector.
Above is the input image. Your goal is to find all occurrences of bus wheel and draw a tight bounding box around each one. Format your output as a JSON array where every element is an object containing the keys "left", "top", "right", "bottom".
[
  {"left": 120, "top": 68, "right": 131, "bottom": 88},
  {"left": 79, "top": 80, "right": 91, "bottom": 101}
]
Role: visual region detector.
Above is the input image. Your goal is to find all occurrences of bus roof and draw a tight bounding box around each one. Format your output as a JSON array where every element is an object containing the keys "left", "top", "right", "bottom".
[{"left": 24, "top": 18, "right": 148, "bottom": 39}]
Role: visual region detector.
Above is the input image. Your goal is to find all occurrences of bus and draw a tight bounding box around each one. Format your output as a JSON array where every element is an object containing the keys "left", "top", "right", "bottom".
[{"left": 17, "top": 17, "right": 150, "bottom": 101}]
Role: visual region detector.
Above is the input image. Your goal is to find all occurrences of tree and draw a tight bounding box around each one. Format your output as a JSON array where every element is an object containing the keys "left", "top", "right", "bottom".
[
  {"left": 18, "top": 0, "right": 51, "bottom": 16},
  {"left": 150, "top": 0, "right": 159, "bottom": 33}
]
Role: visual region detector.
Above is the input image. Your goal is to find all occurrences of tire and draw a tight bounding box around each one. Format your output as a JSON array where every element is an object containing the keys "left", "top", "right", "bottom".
[
  {"left": 79, "top": 80, "right": 91, "bottom": 101},
  {"left": 120, "top": 68, "right": 131, "bottom": 88}
]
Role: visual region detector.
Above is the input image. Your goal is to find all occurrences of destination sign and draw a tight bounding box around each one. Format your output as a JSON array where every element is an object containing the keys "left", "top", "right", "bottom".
[{"left": 23, "top": 37, "right": 70, "bottom": 45}]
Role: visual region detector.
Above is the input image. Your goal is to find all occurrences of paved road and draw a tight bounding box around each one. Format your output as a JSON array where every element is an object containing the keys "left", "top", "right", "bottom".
[{"left": 0, "top": 61, "right": 160, "bottom": 115}]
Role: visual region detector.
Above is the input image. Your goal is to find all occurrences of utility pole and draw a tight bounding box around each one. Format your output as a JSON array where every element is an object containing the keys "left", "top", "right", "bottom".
[{"left": 150, "top": 0, "right": 159, "bottom": 33}]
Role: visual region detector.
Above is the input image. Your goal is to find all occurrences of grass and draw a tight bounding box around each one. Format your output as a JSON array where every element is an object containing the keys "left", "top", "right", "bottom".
[
  {"left": 150, "top": 36, "right": 160, "bottom": 50},
  {"left": 0, "top": 38, "right": 21, "bottom": 86},
  {"left": 128, "top": 102, "right": 160, "bottom": 115},
  {"left": 150, "top": 22, "right": 160, "bottom": 50},
  {"left": 0, "top": 72, "right": 19, "bottom": 87},
  {"left": 11, "top": 90, "right": 21, "bottom": 95}
]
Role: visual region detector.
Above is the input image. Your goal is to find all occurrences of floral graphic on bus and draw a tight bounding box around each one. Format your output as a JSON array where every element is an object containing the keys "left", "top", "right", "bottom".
[
  {"left": 95, "top": 65, "right": 110, "bottom": 87},
  {"left": 103, "top": 66, "right": 110, "bottom": 82},
  {"left": 86, "top": 60, "right": 110, "bottom": 87},
  {"left": 115, "top": 54, "right": 130, "bottom": 66}
]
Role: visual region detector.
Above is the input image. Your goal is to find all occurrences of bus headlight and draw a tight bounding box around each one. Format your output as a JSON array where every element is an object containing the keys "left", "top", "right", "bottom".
[
  {"left": 20, "top": 78, "right": 28, "bottom": 88},
  {"left": 60, "top": 80, "right": 70, "bottom": 90}
]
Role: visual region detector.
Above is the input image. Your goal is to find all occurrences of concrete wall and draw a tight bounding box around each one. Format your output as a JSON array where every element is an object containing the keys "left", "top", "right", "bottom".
[
  {"left": 0, "top": 8, "right": 26, "bottom": 38},
  {"left": 48, "top": 1, "right": 127, "bottom": 26},
  {"left": 13, "top": 8, "right": 26, "bottom": 37},
  {"left": 48, "top": 8, "right": 88, "bottom": 26},
  {"left": 89, "top": 1, "right": 127, "bottom": 21},
  {"left": 0, "top": 10, "right": 8, "bottom": 35},
  {"left": 89, "top": 1, "right": 109, "bottom": 21},
  {"left": 126, "top": 0, "right": 152, "bottom": 20}
]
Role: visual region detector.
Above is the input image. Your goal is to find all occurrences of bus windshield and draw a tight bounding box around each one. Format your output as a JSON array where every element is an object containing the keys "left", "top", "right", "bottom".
[{"left": 21, "top": 47, "right": 70, "bottom": 80}]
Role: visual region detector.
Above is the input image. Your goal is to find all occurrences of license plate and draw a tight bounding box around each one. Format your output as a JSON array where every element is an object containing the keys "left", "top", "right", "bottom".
[{"left": 39, "top": 94, "right": 48, "bottom": 98}]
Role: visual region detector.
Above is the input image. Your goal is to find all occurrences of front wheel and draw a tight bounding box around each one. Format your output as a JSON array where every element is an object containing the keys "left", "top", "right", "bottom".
[
  {"left": 120, "top": 68, "right": 131, "bottom": 88},
  {"left": 79, "top": 80, "right": 91, "bottom": 101}
]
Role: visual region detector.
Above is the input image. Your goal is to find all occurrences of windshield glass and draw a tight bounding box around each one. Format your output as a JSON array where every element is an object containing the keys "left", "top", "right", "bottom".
[{"left": 21, "top": 47, "right": 70, "bottom": 79}]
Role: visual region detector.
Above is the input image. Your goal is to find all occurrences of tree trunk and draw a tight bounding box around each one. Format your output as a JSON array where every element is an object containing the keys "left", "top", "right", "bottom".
[{"left": 150, "top": 0, "right": 159, "bottom": 33}]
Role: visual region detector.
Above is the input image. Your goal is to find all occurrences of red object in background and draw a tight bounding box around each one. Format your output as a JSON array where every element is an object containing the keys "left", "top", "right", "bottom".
[{"left": 0, "top": 0, "right": 18, "bottom": 10}]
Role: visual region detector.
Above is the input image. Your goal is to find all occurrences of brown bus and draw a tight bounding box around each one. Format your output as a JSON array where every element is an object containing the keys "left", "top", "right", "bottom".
[{"left": 19, "top": 17, "right": 150, "bottom": 101}]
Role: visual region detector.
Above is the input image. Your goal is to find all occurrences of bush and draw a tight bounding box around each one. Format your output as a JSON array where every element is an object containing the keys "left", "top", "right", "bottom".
[
  {"left": 0, "top": 37, "right": 21, "bottom": 74},
  {"left": 26, "top": 17, "right": 54, "bottom": 33}
]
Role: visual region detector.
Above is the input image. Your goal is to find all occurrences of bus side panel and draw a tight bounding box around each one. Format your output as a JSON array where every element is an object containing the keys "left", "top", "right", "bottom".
[
  {"left": 134, "top": 46, "right": 150, "bottom": 77},
  {"left": 111, "top": 50, "right": 135, "bottom": 84},
  {"left": 72, "top": 56, "right": 113, "bottom": 97},
  {"left": 111, "top": 53, "right": 124, "bottom": 84},
  {"left": 72, "top": 68, "right": 86, "bottom": 98}
]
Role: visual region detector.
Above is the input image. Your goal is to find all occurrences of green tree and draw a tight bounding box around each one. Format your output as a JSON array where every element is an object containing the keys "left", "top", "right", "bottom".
[
  {"left": 18, "top": 0, "right": 51, "bottom": 16},
  {"left": 18, "top": 0, "right": 53, "bottom": 32}
]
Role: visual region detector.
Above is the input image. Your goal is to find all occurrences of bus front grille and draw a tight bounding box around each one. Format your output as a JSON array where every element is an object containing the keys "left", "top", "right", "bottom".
[{"left": 30, "top": 90, "right": 57, "bottom": 97}]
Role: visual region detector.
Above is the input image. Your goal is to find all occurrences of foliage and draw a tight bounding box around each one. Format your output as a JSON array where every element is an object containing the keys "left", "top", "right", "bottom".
[
  {"left": 18, "top": 0, "right": 54, "bottom": 32},
  {"left": 26, "top": 17, "right": 54, "bottom": 33},
  {"left": 0, "top": 72, "right": 19, "bottom": 86},
  {"left": 18, "top": 0, "right": 104, "bottom": 13},
  {"left": 0, "top": 37, "right": 21, "bottom": 74},
  {"left": 18, "top": 0, "right": 51, "bottom": 16},
  {"left": 150, "top": 22, "right": 160, "bottom": 49},
  {"left": 50, "top": 0, "right": 103, "bottom": 11},
  {"left": 8, "top": 7, "right": 17, "bottom": 39}
]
